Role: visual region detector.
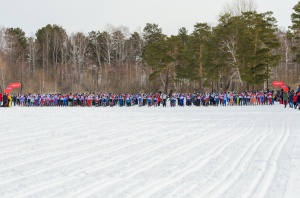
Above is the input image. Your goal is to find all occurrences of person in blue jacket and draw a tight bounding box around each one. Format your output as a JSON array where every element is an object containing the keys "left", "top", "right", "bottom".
[
  {"left": 179, "top": 94, "right": 184, "bottom": 107},
  {"left": 297, "top": 85, "right": 300, "bottom": 92},
  {"left": 147, "top": 95, "right": 152, "bottom": 107}
]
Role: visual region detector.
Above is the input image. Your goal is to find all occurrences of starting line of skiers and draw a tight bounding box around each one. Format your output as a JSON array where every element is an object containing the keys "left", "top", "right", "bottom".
[{"left": 1, "top": 87, "right": 300, "bottom": 109}]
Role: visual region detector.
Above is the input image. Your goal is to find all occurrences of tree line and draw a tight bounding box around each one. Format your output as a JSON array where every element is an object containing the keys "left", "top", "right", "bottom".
[{"left": 1, "top": 1, "right": 300, "bottom": 94}]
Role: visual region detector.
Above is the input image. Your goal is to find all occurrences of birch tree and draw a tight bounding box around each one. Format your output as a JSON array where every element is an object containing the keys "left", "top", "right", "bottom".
[
  {"left": 88, "top": 31, "right": 103, "bottom": 90},
  {"left": 69, "top": 32, "right": 88, "bottom": 91}
]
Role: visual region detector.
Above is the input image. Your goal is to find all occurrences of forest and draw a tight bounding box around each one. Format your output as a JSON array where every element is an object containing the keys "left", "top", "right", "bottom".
[{"left": 0, "top": 1, "right": 300, "bottom": 94}]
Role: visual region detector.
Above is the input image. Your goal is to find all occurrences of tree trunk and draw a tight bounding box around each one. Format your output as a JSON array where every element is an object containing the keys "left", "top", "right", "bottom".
[{"left": 164, "top": 70, "right": 169, "bottom": 94}]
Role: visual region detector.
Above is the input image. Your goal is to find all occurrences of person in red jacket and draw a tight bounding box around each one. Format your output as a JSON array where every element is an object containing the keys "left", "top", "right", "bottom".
[
  {"left": 297, "top": 91, "right": 300, "bottom": 110},
  {"left": 293, "top": 94, "right": 298, "bottom": 109}
]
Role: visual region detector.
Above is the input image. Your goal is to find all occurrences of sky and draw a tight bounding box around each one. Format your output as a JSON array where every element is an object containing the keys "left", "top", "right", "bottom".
[{"left": 0, "top": 0, "right": 297, "bottom": 36}]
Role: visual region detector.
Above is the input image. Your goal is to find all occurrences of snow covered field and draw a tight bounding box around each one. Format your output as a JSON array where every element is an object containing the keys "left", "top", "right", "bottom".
[{"left": 0, "top": 104, "right": 299, "bottom": 198}]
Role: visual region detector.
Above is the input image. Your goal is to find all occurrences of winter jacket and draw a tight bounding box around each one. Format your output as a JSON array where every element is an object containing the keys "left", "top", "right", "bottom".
[
  {"left": 3, "top": 94, "right": 7, "bottom": 103},
  {"left": 293, "top": 95, "right": 298, "bottom": 103},
  {"left": 7, "top": 95, "right": 12, "bottom": 107},
  {"left": 283, "top": 92, "right": 288, "bottom": 101},
  {"left": 288, "top": 92, "right": 294, "bottom": 102}
]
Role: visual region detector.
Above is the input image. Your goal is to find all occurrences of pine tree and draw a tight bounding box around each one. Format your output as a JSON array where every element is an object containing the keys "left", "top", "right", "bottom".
[{"left": 143, "top": 23, "right": 168, "bottom": 93}]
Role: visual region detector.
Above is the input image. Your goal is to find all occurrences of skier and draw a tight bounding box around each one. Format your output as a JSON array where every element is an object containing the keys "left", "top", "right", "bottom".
[
  {"left": 110, "top": 94, "right": 114, "bottom": 107},
  {"left": 147, "top": 95, "right": 152, "bottom": 107},
  {"left": 288, "top": 90, "right": 294, "bottom": 108},
  {"left": 223, "top": 93, "right": 227, "bottom": 106},
  {"left": 162, "top": 93, "right": 167, "bottom": 107},
  {"left": 7, "top": 94, "right": 12, "bottom": 107},
  {"left": 170, "top": 95, "right": 176, "bottom": 107},
  {"left": 186, "top": 94, "right": 192, "bottom": 106},
  {"left": 153, "top": 96, "right": 158, "bottom": 107},
  {"left": 157, "top": 94, "right": 162, "bottom": 106},
  {"left": 214, "top": 94, "right": 219, "bottom": 106},
  {"left": 197, "top": 94, "right": 201, "bottom": 106},
  {"left": 102, "top": 96, "right": 107, "bottom": 107},
  {"left": 229, "top": 93, "right": 234, "bottom": 106},
  {"left": 205, "top": 93, "right": 210, "bottom": 106},
  {"left": 283, "top": 90, "right": 288, "bottom": 108},
  {"left": 267, "top": 92, "right": 273, "bottom": 105},
  {"left": 138, "top": 95, "right": 142, "bottom": 107},
  {"left": 126, "top": 95, "right": 131, "bottom": 107},
  {"left": 297, "top": 91, "right": 300, "bottom": 110},
  {"left": 2, "top": 93, "right": 7, "bottom": 107},
  {"left": 179, "top": 94, "right": 184, "bottom": 107},
  {"left": 293, "top": 93, "right": 298, "bottom": 109}
]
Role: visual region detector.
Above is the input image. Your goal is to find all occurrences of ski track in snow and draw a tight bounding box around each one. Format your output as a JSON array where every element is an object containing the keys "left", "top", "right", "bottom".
[{"left": 0, "top": 105, "right": 299, "bottom": 198}]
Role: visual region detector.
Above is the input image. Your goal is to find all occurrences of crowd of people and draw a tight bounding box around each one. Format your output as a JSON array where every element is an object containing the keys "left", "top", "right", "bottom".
[{"left": 1, "top": 85, "right": 300, "bottom": 109}]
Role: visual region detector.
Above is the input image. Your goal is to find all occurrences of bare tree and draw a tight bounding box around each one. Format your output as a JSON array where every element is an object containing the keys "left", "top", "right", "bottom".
[
  {"left": 220, "top": 36, "right": 243, "bottom": 90},
  {"left": 102, "top": 24, "right": 115, "bottom": 66},
  {"left": 0, "top": 26, "right": 6, "bottom": 52},
  {"left": 27, "top": 37, "right": 37, "bottom": 73},
  {"left": 52, "top": 27, "right": 67, "bottom": 92},
  {"left": 0, "top": 27, "right": 6, "bottom": 90},
  {"left": 0, "top": 55, "right": 5, "bottom": 91},
  {"left": 69, "top": 32, "right": 88, "bottom": 92},
  {"left": 221, "top": 0, "right": 257, "bottom": 16},
  {"left": 271, "top": 30, "right": 300, "bottom": 87}
]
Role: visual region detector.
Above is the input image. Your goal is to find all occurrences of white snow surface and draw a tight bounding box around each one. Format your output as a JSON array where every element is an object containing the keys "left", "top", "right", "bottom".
[{"left": 0, "top": 104, "right": 299, "bottom": 198}]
